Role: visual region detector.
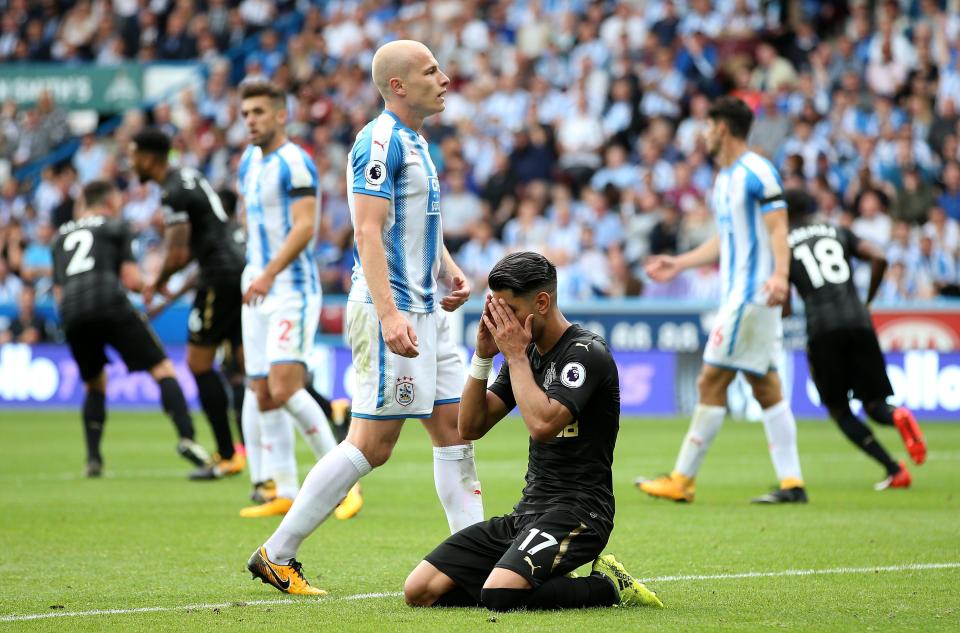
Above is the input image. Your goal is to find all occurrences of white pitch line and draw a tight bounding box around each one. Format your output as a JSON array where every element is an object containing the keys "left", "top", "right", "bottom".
[
  {"left": 1, "top": 562, "right": 958, "bottom": 623},
  {"left": 640, "top": 561, "right": 960, "bottom": 583}
]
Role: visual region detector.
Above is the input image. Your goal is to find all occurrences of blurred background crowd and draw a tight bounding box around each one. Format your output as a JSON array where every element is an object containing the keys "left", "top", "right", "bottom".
[{"left": 2, "top": 0, "right": 960, "bottom": 345}]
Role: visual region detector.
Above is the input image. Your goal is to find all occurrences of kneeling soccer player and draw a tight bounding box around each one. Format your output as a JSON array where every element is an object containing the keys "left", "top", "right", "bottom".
[{"left": 404, "top": 253, "right": 663, "bottom": 611}]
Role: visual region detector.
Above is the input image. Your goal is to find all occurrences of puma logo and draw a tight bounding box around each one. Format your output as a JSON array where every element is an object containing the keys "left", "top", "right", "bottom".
[
  {"left": 523, "top": 556, "right": 541, "bottom": 575},
  {"left": 373, "top": 139, "right": 386, "bottom": 151},
  {"left": 574, "top": 342, "right": 591, "bottom": 351}
]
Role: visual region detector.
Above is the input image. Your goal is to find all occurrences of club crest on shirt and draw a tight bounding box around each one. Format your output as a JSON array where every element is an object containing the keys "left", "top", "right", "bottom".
[
  {"left": 542, "top": 362, "right": 556, "bottom": 390},
  {"left": 364, "top": 160, "right": 387, "bottom": 186},
  {"left": 396, "top": 376, "right": 415, "bottom": 406},
  {"left": 560, "top": 362, "right": 586, "bottom": 388}
]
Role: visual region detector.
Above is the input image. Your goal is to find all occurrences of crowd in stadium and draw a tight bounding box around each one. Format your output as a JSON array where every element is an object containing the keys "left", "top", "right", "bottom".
[{"left": 2, "top": 0, "right": 960, "bottom": 344}]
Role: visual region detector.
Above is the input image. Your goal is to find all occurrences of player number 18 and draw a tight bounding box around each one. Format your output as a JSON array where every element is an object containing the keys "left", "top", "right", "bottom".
[{"left": 793, "top": 238, "right": 850, "bottom": 288}]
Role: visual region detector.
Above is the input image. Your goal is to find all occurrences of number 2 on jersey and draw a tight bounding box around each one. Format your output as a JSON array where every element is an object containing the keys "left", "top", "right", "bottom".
[
  {"left": 793, "top": 237, "right": 850, "bottom": 288},
  {"left": 64, "top": 229, "right": 96, "bottom": 276}
]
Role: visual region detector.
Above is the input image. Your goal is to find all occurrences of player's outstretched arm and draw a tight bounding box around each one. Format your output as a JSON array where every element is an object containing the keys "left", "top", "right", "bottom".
[
  {"left": 354, "top": 193, "right": 418, "bottom": 357},
  {"left": 761, "top": 209, "right": 790, "bottom": 306},
  {"left": 646, "top": 235, "right": 720, "bottom": 282},
  {"left": 243, "top": 195, "right": 315, "bottom": 304}
]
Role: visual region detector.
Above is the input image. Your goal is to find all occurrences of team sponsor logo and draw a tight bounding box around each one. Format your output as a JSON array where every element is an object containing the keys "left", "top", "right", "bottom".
[
  {"left": 364, "top": 160, "right": 387, "bottom": 186},
  {"left": 542, "top": 362, "right": 556, "bottom": 390},
  {"left": 396, "top": 376, "right": 415, "bottom": 406},
  {"left": 560, "top": 362, "right": 586, "bottom": 388},
  {"left": 875, "top": 318, "right": 960, "bottom": 352}
]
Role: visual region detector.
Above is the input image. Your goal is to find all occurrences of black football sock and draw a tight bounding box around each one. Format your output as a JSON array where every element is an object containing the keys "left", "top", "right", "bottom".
[
  {"left": 158, "top": 377, "right": 195, "bottom": 440},
  {"left": 480, "top": 588, "right": 530, "bottom": 612},
  {"left": 480, "top": 575, "right": 619, "bottom": 612},
  {"left": 432, "top": 585, "right": 480, "bottom": 607},
  {"left": 231, "top": 382, "right": 245, "bottom": 444},
  {"left": 864, "top": 400, "right": 895, "bottom": 426},
  {"left": 835, "top": 412, "right": 900, "bottom": 476},
  {"left": 306, "top": 383, "right": 333, "bottom": 419},
  {"left": 82, "top": 390, "right": 106, "bottom": 463},
  {"left": 525, "top": 574, "right": 620, "bottom": 610},
  {"left": 194, "top": 370, "right": 234, "bottom": 459}
]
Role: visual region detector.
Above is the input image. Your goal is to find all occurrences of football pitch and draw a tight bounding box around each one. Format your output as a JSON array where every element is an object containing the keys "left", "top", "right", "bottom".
[{"left": 1, "top": 411, "right": 958, "bottom": 632}]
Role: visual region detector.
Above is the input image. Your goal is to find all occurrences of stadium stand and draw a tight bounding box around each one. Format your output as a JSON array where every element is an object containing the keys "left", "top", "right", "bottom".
[{"left": 2, "top": 0, "right": 960, "bottom": 344}]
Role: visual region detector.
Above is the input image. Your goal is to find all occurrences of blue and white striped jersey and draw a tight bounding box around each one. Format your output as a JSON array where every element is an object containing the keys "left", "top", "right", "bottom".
[
  {"left": 238, "top": 141, "right": 320, "bottom": 297},
  {"left": 347, "top": 110, "right": 442, "bottom": 314},
  {"left": 710, "top": 151, "right": 786, "bottom": 307}
]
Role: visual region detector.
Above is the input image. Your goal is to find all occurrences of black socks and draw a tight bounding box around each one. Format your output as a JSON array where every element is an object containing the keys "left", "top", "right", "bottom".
[
  {"left": 158, "top": 377, "right": 195, "bottom": 440},
  {"left": 194, "top": 370, "right": 234, "bottom": 459},
  {"left": 835, "top": 412, "right": 900, "bottom": 475},
  {"left": 82, "top": 389, "right": 106, "bottom": 462},
  {"left": 474, "top": 574, "right": 619, "bottom": 612}
]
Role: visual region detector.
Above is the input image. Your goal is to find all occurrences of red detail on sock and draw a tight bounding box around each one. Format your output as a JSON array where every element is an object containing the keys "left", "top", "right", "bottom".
[{"left": 473, "top": 489, "right": 482, "bottom": 495}]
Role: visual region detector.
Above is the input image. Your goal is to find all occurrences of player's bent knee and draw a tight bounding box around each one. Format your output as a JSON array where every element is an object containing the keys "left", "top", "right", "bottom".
[
  {"left": 403, "top": 562, "right": 451, "bottom": 607},
  {"left": 149, "top": 359, "right": 176, "bottom": 381},
  {"left": 185, "top": 352, "right": 214, "bottom": 375}
]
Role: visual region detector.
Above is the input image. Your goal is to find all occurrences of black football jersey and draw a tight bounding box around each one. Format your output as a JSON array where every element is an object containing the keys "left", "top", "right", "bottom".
[
  {"left": 53, "top": 215, "right": 137, "bottom": 327},
  {"left": 788, "top": 222, "right": 873, "bottom": 338},
  {"left": 489, "top": 324, "right": 619, "bottom": 531},
  {"left": 161, "top": 167, "right": 245, "bottom": 285}
]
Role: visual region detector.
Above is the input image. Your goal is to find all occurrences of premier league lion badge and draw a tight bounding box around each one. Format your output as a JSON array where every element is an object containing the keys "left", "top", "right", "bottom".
[{"left": 396, "top": 376, "right": 415, "bottom": 406}]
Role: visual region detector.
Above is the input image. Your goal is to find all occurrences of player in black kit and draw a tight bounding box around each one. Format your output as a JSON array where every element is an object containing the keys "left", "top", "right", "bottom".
[
  {"left": 404, "top": 252, "right": 663, "bottom": 612},
  {"left": 130, "top": 128, "right": 247, "bottom": 479},
  {"left": 784, "top": 189, "right": 927, "bottom": 490},
  {"left": 52, "top": 180, "right": 211, "bottom": 477}
]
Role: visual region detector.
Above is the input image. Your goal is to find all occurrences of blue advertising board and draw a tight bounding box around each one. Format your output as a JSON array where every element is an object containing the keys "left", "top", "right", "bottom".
[{"left": 4, "top": 343, "right": 958, "bottom": 420}]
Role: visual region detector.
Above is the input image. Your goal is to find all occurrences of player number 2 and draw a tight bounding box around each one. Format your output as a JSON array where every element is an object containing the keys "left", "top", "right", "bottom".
[
  {"left": 517, "top": 528, "right": 558, "bottom": 555},
  {"left": 793, "top": 238, "right": 850, "bottom": 288},
  {"left": 64, "top": 229, "right": 96, "bottom": 276}
]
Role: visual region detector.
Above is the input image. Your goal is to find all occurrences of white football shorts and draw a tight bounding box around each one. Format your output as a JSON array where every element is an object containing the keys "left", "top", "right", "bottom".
[
  {"left": 241, "top": 269, "right": 321, "bottom": 378},
  {"left": 703, "top": 301, "right": 782, "bottom": 377},
  {"left": 347, "top": 301, "right": 465, "bottom": 419}
]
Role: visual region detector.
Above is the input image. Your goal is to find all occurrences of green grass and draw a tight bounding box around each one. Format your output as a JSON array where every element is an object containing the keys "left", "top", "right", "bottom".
[{"left": 1, "top": 411, "right": 958, "bottom": 632}]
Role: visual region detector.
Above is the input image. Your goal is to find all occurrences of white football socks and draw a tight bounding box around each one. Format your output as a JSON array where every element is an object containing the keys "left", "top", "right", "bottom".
[
  {"left": 761, "top": 400, "right": 804, "bottom": 486},
  {"left": 284, "top": 389, "right": 338, "bottom": 459},
  {"left": 260, "top": 408, "right": 299, "bottom": 499},
  {"left": 241, "top": 388, "right": 263, "bottom": 484},
  {"left": 265, "top": 441, "right": 372, "bottom": 562},
  {"left": 673, "top": 404, "right": 726, "bottom": 478},
  {"left": 433, "top": 444, "right": 484, "bottom": 533}
]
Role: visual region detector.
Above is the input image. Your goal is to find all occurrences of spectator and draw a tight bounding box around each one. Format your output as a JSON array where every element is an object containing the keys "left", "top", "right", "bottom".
[
  {"left": 924, "top": 206, "right": 960, "bottom": 254},
  {"left": 0, "top": 284, "right": 53, "bottom": 345},
  {"left": 853, "top": 188, "right": 893, "bottom": 248},
  {"left": 458, "top": 221, "right": 506, "bottom": 293},
  {"left": 556, "top": 92, "right": 604, "bottom": 190},
  {"left": 639, "top": 47, "right": 684, "bottom": 119},
  {"left": 590, "top": 145, "right": 639, "bottom": 192},
  {"left": 72, "top": 134, "right": 109, "bottom": 185},
  {"left": 938, "top": 161, "right": 960, "bottom": 222},
  {"left": 913, "top": 234, "right": 957, "bottom": 298},
  {"left": 20, "top": 221, "right": 54, "bottom": 295},
  {"left": 502, "top": 197, "right": 549, "bottom": 252},
  {"left": 892, "top": 167, "right": 936, "bottom": 225},
  {"left": 0, "top": 257, "right": 22, "bottom": 303},
  {"left": 876, "top": 260, "right": 915, "bottom": 303},
  {"left": 751, "top": 41, "right": 798, "bottom": 93},
  {"left": 440, "top": 169, "right": 484, "bottom": 253}
]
